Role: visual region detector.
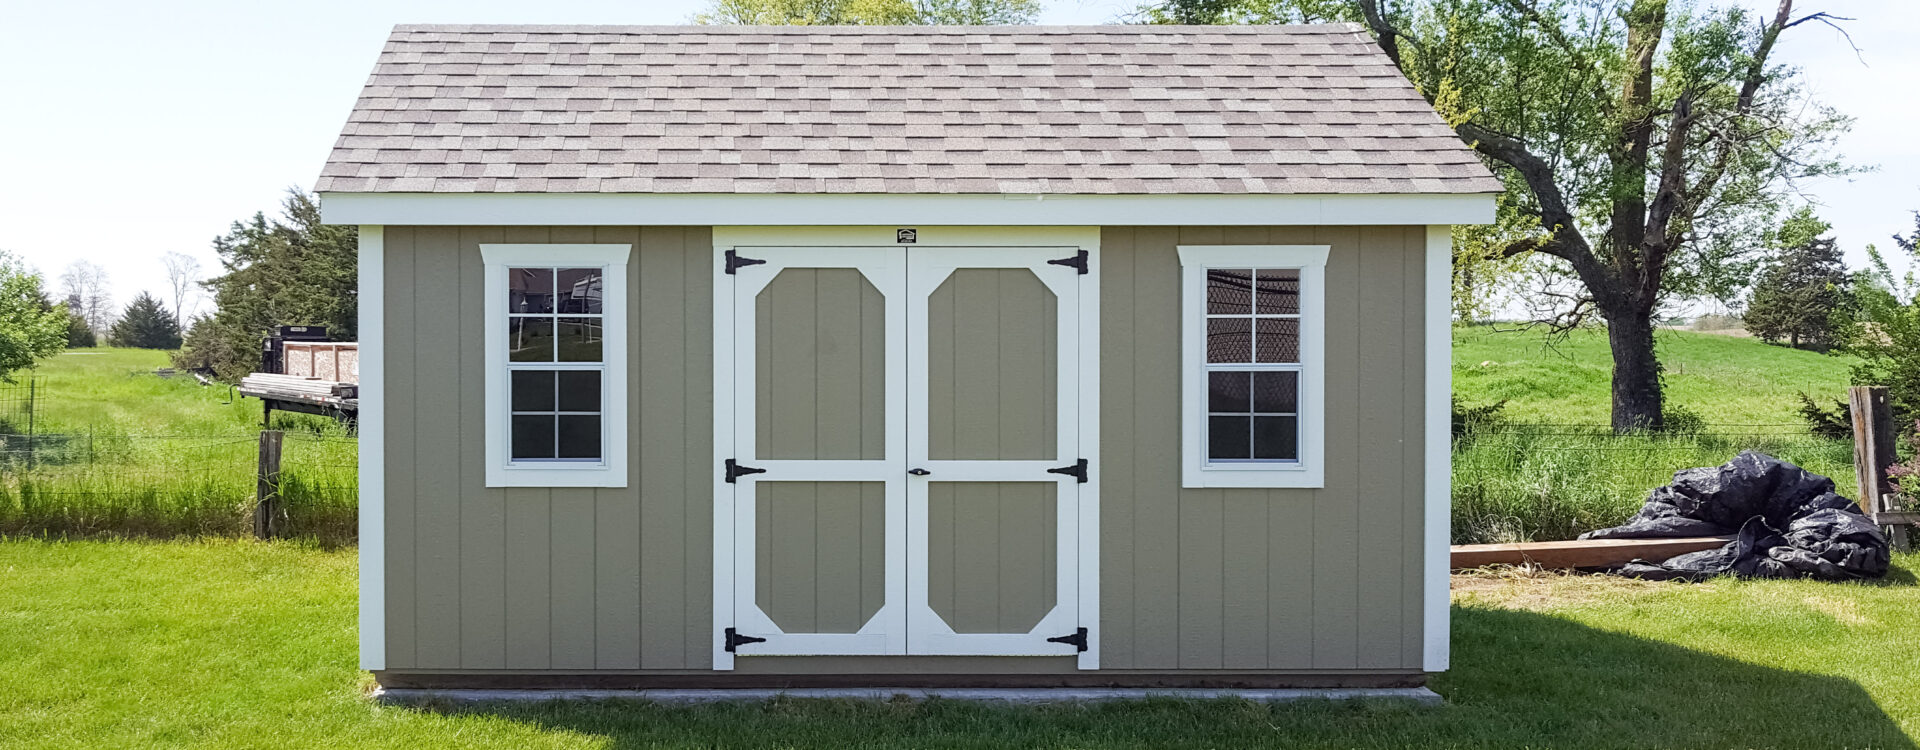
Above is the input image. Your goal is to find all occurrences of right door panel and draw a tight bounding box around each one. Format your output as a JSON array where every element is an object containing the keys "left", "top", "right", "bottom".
[{"left": 907, "top": 247, "right": 1083, "bottom": 656}]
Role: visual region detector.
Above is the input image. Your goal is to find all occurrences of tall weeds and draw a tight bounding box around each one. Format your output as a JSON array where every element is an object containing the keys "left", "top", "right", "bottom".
[{"left": 1451, "top": 425, "right": 1857, "bottom": 544}]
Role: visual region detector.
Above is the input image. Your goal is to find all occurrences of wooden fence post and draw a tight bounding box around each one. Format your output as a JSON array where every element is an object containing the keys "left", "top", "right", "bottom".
[
  {"left": 255, "top": 430, "right": 284, "bottom": 540},
  {"left": 1848, "top": 386, "right": 1906, "bottom": 551}
]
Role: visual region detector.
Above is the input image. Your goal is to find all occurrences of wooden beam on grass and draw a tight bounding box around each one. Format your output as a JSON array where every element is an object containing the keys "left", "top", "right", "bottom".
[{"left": 1451, "top": 536, "right": 1735, "bottom": 571}]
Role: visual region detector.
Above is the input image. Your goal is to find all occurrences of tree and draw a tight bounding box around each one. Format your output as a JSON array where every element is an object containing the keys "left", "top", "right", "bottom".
[
  {"left": 59, "top": 260, "right": 113, "bottom": 335},
  {"left": 1743, "top": 208, "right": 1850, "bottom": 350},
  {"left": 173, "top": 190, "right": 358, "bottom": 381},
  {"left": 0, "top": 252, "right": 71, "bottom": 380},
  {"left": 694, "top": 0, "right": 1041, "bottom": 24},
  {"left": 1140, "top": 0, "right": 1853, "bottom": 432},
  {"left": 109, "top": 292, "right": 183, "bottom": 350},
  {"left": 1847, "top": 212, "right": 1920, "bottom": 420},
  {"left": 161, "top": 252, "right": 202, "bottom": 330},
  {"left": 63, "top": 294, "right": 96, "bottom": 348}
]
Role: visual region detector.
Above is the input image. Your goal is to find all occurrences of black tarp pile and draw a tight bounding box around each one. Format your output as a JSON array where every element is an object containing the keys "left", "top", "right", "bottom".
[{"left": 1579, "top": 451, "right": 1890, "bottom": 581}]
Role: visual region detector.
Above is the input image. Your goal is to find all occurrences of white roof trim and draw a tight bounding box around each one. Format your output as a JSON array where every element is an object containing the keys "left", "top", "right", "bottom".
[{"left": 319, "top": 192, "right": 1496, "bottom": 227}]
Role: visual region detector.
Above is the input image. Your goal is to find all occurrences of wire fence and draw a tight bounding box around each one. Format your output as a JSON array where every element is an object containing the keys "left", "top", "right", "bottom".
[
  {"left": 0, "top": 431, "right": 358, "bottom": 544},
  {"left": 1451, "top": 422, "right": 1855, "bottom": 544},
  {"left": 0, "top": 378, "right": 38, "bottom": 437}
]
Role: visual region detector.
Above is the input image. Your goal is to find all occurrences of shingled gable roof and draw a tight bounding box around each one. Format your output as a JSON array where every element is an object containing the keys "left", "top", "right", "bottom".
[{"left": 317, "top": 24, "right": 1502, "bottom": 196}]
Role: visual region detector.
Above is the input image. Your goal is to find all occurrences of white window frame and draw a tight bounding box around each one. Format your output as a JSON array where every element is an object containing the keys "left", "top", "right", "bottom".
[
  {"left": 481, "top": 243, "right": 631, "bottom": 488},
  {"left": 1178, "top": 245, "right": 1328, "bottom": 489}
]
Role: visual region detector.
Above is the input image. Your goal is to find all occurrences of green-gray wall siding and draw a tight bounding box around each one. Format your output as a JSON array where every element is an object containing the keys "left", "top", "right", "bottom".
[{"left": 380, "top": 224, "right": 1428, "bottom": 674}]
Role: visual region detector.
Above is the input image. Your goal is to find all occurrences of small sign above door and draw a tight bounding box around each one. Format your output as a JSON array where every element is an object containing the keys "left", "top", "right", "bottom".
[{"left": 897, "top": 229, "right": 917, "bottom": 244}]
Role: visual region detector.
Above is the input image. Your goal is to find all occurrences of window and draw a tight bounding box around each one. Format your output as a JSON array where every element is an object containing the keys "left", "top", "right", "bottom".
[
  {"left": 1178, "top": 245, "right": 1327, "bottom": 488},
  {"left": 482, "top": 244, "right": 630, "bottom": 487}
]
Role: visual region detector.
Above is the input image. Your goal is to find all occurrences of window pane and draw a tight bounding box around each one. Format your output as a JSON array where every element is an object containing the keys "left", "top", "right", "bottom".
[
  {"left": 510, "top": 370, "right": 556, "bottom": 412},
  {"left": 511, "top": 415, "right": 556, "bottom": 459},
  {"left": 508, "top": 268, "right": 555, "bottom": 314},
  {"left": 557, "top": 370, "right": 601, "bottom": 412},
  {"left": 1254, "top": 416, "right": 1299, "bottom": 460},
  {"left": 1206, "top": 269, "right": 1252, "bottom": 315},
  {"left": 1255, "top": 318, "right": 1299, "bottom": 363},
  {"left": 1207, "top": 371, "right": 1250, "bottom": 413},
  {"left": 1208, "top": 415, "right": 1251, "bottom": 460},
  {"left": 555, "top": 318, "right": 603, "bottom": 362},
  {"left": 1252, "top": 371, "right": 1298, "bottom": 413},
  {"left": 1206, "top": 317, "right": 1251, "bottom": 364},
  {"left": 556, "top": 268, "right": 604, "bottom": 314},
  {"left": 1255, "top": 269, "right": 1300, "bottom": 315},
  {"left": 557, "top": 415, "right": 602, "bottom": 459},
  {"left": 508, "top": 317, "right": 554, "bottom": 362}
]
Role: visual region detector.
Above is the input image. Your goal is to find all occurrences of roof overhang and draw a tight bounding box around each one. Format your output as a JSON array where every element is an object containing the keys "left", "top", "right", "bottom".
[{"left": 318, "top": 192, "right": 1496, "bottom": 228}]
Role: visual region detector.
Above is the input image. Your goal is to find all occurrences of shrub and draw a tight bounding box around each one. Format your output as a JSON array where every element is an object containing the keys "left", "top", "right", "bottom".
[{"left": 1795, "top": 392, "right": 1853, "bottom": 440}]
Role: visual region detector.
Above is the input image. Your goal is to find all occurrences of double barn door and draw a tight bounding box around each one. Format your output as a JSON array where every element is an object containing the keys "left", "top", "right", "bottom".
[{"left": 720, "top": 244, "right": 1089, "bottom": 662}]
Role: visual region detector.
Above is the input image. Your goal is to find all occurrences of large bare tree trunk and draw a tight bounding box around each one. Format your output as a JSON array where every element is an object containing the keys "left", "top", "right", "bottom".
[{"left": 1606, "top": 311, "right": 1663, "bottom": 431}]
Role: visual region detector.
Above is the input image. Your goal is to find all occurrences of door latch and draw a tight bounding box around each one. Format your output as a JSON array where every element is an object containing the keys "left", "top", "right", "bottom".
[{"left": 908, "top": 468, "right": 931, "bottom": 476}]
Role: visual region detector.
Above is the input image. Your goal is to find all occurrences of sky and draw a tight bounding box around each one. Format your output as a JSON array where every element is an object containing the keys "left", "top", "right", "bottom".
[{"left": 0, "top": 0, "right": 1912, "bottom": 318}]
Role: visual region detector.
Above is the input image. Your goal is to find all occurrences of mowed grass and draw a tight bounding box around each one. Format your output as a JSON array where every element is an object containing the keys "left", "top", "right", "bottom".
[
  {"left": 1453, "top": 325, "right": 1856, "bottom": 425},
  {"left": 2, "top": 538, "right": 1915, "bottom": 749},
  {"left": 1449, "top": 326, "right": 1863, "bottom": 543},
  {"left": 14, "top": 348, "right": 271, "bottom": 435},
  {"left": 0, "top": 349, "right": 356, "bottom": 542}
]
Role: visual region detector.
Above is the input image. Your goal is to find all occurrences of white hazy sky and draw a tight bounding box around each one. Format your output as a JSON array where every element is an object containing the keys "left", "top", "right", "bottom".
[{"left": 0, "top": 0, "right": 1911, "bottom": 316}]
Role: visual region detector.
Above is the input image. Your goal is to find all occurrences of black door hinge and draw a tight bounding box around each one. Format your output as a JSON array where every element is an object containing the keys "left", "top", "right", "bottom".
[
  {"left": 724, "top": 627, "right": 766, "bottom": 652},
  {"left": 1047, "top": 458, "right": 1089, "bottom": 483},
  {"left": 724, "top": 458, "right": 766, "bottom": 483},
  {"left": 725, "top": 249, "right": 766, "bottom": 274},
  {"left": 1047, "top": 249, "right": 1089, "bottom": 274},
  {"left": 1047, "top": 627, "right": 1089, "bottom": 652}
]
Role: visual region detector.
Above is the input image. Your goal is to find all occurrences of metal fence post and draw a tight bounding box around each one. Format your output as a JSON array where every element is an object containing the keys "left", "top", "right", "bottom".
[{"left": 254, "top": 430, "right": 284, "bottom": 540}]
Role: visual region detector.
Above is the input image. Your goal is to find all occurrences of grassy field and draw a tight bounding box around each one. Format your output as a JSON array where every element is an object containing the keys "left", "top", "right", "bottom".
[
  {"left": 1453, "top": 325, "right": 1856, "bottom": 425},
  {"left": 0, "top": 349, "right": 356, "bottom": 542},
  {"left": 1450, "top": 326, "right": 1862, "bottom": 543},
  {"left": 1, "top": 538, "right": 1914, "bottom": 749}
]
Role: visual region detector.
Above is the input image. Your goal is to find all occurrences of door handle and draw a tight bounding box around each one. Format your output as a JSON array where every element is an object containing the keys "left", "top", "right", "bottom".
[{"left": 908, "top": 468, "right": 931, "bottom": 476}]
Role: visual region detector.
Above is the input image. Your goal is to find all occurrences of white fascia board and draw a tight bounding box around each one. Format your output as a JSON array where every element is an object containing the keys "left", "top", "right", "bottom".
[
  {"left": 1423, "top": 225, "right": 1452, "bottom": 673},
  {"left": 319, "top": 192, "right": 1497, "bottom": 228},
  {"left": 357, "top": 225, "right": 386, "bottom": 672}
]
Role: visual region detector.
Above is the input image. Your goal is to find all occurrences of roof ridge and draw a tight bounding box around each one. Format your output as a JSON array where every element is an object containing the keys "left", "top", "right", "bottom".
[{"left": 388, "top": 23, "right": 1367, "bottom": 34}]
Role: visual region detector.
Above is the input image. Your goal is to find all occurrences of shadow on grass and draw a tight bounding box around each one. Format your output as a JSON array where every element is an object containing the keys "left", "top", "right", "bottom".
[{"left": 422, "top": 606, "right": 1914, "bottom": 749}]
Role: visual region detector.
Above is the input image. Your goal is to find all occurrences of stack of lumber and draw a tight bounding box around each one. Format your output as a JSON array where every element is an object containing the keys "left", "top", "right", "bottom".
[{"left": 238, "top": 373, "right": 358, "bottom": 401}]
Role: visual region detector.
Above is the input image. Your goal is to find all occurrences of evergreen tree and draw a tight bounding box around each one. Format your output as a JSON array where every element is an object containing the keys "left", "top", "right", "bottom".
[
  {"left": 172, "top": 190, "right": 357, "bottom": 380},
  {"left": 110, "top": 292, "right": 183, "bottom": 349},
  {"left": 64, "top": 294, "right": 96, "bottom": 348},
  {"left": 1745, "top": 209, "right": 1851, "bottom": 351}
]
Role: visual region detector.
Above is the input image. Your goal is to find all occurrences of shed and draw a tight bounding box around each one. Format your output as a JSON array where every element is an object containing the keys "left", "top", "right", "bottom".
[{"left": 321, "top": 23, "right": 1497, "bottom": 692}]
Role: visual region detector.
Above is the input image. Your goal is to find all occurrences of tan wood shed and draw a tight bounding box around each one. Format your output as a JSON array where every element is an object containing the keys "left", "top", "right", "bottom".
[{"left": 318, "top": 23, "right": 1497, "bottom": 691}]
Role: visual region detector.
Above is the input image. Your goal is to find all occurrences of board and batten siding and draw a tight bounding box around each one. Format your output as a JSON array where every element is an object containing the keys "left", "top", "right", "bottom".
[
  {"left": 381, "top": 225, "right": 714, "bottom": 672},
  {"left": 1097, "top": 225, "right": 1427, "bottom": 672},
  {"left": 377, "top": 224, "right": 1427, "bottom": 676}
]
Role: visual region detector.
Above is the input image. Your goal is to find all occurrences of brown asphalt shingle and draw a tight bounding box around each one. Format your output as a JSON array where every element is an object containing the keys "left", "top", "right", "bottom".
[{"left": 317, "top": 24, "right": 1501, "bottom": 195}]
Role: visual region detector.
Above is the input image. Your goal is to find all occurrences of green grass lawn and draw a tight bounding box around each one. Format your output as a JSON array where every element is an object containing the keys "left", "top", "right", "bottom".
[
  {"left": 1453, "top": 325, "right": 1856, "bottom": 425},
  {"left": 2, "top": 539, "right": 1915, "bottom": 749},
  {"left": 11, "top": 348, "right": 270, "bottom": 435},
  {"left": 0, "top": 349, "right": 356, "bottom": 542}
]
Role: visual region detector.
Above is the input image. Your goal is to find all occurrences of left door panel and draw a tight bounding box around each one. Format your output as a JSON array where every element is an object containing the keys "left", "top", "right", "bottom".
[{"left": 725, "top": 248, "right": 908, "bottom": 655}]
